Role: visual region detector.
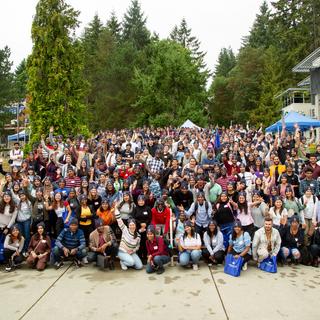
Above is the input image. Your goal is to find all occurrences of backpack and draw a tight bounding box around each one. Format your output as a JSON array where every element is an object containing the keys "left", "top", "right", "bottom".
[{"left": 194, "top": 201, "right": 209, "bottom": 215}]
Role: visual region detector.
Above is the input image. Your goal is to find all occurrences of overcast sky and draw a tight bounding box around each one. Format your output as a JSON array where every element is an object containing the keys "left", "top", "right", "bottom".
[{"left": 0, "top": 0, "right": 268, "bottom": 72}]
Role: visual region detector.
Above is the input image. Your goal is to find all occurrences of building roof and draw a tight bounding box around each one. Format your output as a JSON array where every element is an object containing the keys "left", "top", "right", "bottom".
[
  {"left": 292, "top": 47, "right": 320, "bottom": 72},
  {"left": 275, "top": 87, "right": 309, "bottom": 99},
  {"left": 297, "top": 76, "right": 311, "bottom": 87}
]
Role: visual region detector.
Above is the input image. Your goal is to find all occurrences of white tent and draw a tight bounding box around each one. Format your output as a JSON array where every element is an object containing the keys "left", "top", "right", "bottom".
[
  {"left": 8, "top": 130, "right": 29, "bottom": 142},
  {"left": 180, "top": 119, "right": 201, "bottom": 129}
]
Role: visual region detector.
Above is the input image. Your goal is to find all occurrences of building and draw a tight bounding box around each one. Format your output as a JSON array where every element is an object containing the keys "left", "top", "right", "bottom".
[{"left": 292, "top": 47, "right": 320, "bottom": 119}]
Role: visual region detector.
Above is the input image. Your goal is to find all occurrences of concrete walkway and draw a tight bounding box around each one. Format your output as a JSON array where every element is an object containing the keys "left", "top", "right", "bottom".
[{"left": 0, "top": 262, "right": 319, "bottom": 320}]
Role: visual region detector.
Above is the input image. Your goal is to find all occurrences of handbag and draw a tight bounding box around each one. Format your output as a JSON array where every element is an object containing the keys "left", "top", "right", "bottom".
[
  {"left": 0, "top": 234, "right": 5, "bottom": 262},
  {"left": 224, "top": 253, "right": 243, "bottom": 277},
  {"left": 259, "top": 256, "right": 277, "bottom": 273}
]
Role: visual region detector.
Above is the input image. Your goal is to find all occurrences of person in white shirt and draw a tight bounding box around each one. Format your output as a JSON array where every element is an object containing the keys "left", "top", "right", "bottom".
[
  {"left": 177, "top": 220, "right": 202, "bottom": 270},
  {"left": 9, "top": 142, "right": 23, "bottom": 168}
]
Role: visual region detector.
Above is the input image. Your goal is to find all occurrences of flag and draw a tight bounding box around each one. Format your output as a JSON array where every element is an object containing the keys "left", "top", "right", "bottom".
[{"left": 215, "top": 131, "right": 221, "bottom": 149}]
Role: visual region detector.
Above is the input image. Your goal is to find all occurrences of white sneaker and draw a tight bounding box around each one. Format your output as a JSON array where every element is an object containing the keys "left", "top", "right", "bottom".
[
  {"left": 120, "top": 261, "right": 128, "bottom": 270},
  {"left": 82, "top": 257, "right": 89, "bottom": 264},
  {"left": 208, "top": 263, "right": 213, "bottom": 267},
  {"left": 192, "top": 264, "right": 199, "bottom": 271},
  {"left": 242, "top": 262, "right": 247, "bottom": 271}
]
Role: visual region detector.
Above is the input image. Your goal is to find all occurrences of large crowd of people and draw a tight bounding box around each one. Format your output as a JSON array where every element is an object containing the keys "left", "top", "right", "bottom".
[{"left": 1, "top": 124, "right": 320, "bottom": 275}]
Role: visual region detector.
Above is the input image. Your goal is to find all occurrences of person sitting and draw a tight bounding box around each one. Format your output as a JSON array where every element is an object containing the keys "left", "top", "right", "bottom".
[
  {"left": 202, "top": 220, "right": 225, "bottom": 265},
  {"left": 52, "top": 218, "right": 87, "bottom": 269},
  {"left": 145, "top": 225, "right": 170, "bottom": 274},
  {"left": 227, "top": 220, "right": 252, "bottom": 271},
  {"left": 4, "top": 224, "right": 25, "bottom": 272},
  {"left": 115, "top": 206, "right": 143, "bottom": 271},
  {"left": 252, "top": 217, "right": 281, "bottom": 265},
  {"left": 280, "top": 216, "right": 304, "bottom": 265},
  {"left": 177, "top": 220, "right": 202, "bottom": 271},
  {"left": 88, "top": 219, "right": 118, "bottom": 269},
  {"left": 26, "top": 222, "right": 51, "bottom": 271}
]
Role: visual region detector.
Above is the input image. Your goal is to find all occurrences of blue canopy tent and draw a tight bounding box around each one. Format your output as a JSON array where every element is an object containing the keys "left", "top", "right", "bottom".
[
  {"left": 265, "top": 111, "right": 320, "bottom": 132},
  {"left": 7, "top": 130, "right": 29, "bottom": 142}
]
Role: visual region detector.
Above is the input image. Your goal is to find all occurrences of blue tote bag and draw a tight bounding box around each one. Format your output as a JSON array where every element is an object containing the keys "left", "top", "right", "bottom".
[
  {"left": 259, "top": 256, "right": 277, "bottom": 273},
  {"left": 224, "top": 253, "right": 243, "bottom": 277}
]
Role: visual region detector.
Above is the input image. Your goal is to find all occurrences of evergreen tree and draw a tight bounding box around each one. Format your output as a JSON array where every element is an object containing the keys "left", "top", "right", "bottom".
[
  {"left": 82, "top": 14, "right": 104, "bottom": 56},
  {"left": 106, "top": 11, "right": 122, "bottom": 41},
  {"left": 170, "top": 18, "right": 206, "bottom": 69},
  {"left": 133, "top": 40, "right": 208, "bottom": 127},
  {"left": 244, "top": 1, "right": 273, "bottom": 48},
  {"left": 27, "top": 0, "right": 89, "bottom": 143},
  {"left": 250, "top": 46, "right": 283, "bottom": 125},
  {"left": 214, "top": 47, "right": 236, "bottom": 77},
  {"left": 0, "top": 46, "right": 14, "bottom": 107},
  {"left": 0, "top": 46, "right": 14, "bottom": 138},
  {"left": 14, "top": 59, "right": 28, "bottom": 101},
  {"left": 122, "top": 0, "right": 150, "bottom": 49}
]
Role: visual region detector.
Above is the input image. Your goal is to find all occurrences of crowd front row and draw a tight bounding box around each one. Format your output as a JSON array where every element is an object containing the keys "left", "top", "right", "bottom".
[{"left": 3, "top": 202, "right": 319, "bottom": 275}]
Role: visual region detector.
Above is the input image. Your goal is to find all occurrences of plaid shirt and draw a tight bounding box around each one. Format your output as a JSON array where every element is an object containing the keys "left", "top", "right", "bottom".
[{"left": 147, "top": 157, "right": 164, "bottom": 175}]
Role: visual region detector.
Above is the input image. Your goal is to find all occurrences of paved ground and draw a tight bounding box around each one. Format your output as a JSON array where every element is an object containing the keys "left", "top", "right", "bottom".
[{"left": 0, "top": 262, "right": 319, "bottom": 320}]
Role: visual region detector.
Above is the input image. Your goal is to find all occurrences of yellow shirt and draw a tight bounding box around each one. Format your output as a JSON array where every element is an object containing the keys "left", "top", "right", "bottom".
[{"left": 80, "top": 206, "right": 92, "bottom": 226}]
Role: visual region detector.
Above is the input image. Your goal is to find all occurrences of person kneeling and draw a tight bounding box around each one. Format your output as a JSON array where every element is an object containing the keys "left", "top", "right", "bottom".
[
  {"left": 88, "top": 219, "right": 118, "bottom": 269},
  {"left": 146, "top": 225, "right": 170, "bottom": 274},
  {"left": 202, "top": 220, "right": 225, "bottom": 266},
  {"left": 252, "top": 217, "right": 281, "bottom": 266},
  {"left": 52, "top": 218, "right": 87, "bottom": 269},
  {"left": 26, "top": 222, "right": 51, "bottom": 271},
  {"left": 177, "top": 220, "right": 202, "bottom": 271},
  {"left": 228, "top": 220, "right": 252, "bottom": 271}
]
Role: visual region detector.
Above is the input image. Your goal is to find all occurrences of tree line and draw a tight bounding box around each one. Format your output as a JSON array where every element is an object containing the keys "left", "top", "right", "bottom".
[{"left": 0, "top": 0, "right": 319, "bottom": 142}]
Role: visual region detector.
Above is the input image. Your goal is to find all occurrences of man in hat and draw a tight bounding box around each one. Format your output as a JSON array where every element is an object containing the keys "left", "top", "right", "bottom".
[
  {"left": 145, "top": 225, "right": 170, "bottom": 274},
  {"left": 53, "top": 218, "right": 87, "bottom": 269}
]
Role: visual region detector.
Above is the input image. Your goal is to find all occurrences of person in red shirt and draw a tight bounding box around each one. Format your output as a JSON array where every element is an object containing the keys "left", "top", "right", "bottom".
[
  {"left": 145, "top": 225, "right": 170, "bottom": 274},
  {"left": 151, "top": 199, "right": 170, "bottom": 236}
]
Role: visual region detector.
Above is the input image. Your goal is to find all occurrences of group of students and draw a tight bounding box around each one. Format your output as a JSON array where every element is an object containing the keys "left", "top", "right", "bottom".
[{"left": 1, "top": 123, "right": 320, "bottom": 275}]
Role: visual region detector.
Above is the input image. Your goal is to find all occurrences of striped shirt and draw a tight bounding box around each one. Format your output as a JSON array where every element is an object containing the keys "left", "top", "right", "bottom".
[{"left": 115, "top": 208, "right": 140, "bottom": 253}]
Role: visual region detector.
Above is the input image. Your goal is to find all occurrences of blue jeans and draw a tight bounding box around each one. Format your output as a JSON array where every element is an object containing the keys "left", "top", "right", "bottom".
[
  {"left": 179, "top": 250, "right": 202, "bottom": 266},
  {"left": 18, "top": 219, "right": 31, "bottom": 252},
  {"left": 146, "top": 255, "right": 171, "bottom": 273},
  {"left": 220, "top": 223, "right": 234, "bottom": 249},
  {"left": 117, "top": 251, "right": 143, "bottom": 270}
]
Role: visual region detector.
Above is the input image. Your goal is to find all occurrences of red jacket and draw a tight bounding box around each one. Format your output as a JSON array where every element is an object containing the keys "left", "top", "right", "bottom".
[
  {"left": 146, "top": 236, "right": 169, "bottom": 259},
  {"left": 151, "top": 207, "right": 170, "bottom": 233}
]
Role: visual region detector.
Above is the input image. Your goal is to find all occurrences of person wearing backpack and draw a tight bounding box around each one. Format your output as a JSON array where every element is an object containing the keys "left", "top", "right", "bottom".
[
  {"left": 145, "top": 225, "right": 170, "bottom": 274},
  {"left": 9, "top": 142, "right": 24, "bottom": 168},
  {"left": 185, "top": 192, "right": 212, "bottom": 239}
]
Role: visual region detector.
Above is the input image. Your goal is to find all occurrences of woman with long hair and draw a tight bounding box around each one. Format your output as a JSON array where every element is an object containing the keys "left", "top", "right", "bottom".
[
  {"left": 96, "top": 199, "right": 117, "bottom": 231},
  {"left": 269, "top": 196, "right": 288, "bottom": 229},
  {"left": 228, "top": 220, "right": 252, "bottom": 271},
  {"left": 177, "top": 220, "right": 202, "bottom": 271},
  {"left": 26, "top": 222, "right": 51, "bottom": 271},
  {"left": 235, "top": 192, "right": 255, "bottom": 239},
  {"left": 283, "top": 187, "right": 305, "bottom": 225},
  {"left": 76, "top": 195, "right": 94, "bottom": 247},
  {"left": 214, "top": 191, "right": 236, "bottom": 248},
  {"left": 4, "top": 224, "right": 24, "bottom": 272},
  {"left": 0, "top": 191, "right": 17, "bottom": 237},
  {"left": 202, "top": 220, "right": 225, "bottom": 265},
  {"left": 77, "top": 159, "right": 90, "bottom": 180},
  {"left": 118, "top": 191, "right": 135, "bottom": 226},
  {"left": 132, "top": 195, "right": 152, "bottom": 264},
  {"left": 44, "top": 192, "right": 72, "bottom": 237},
  {"left": 115, "top": 205, "right": 143, "bottom": 271},
  {"left": 87, "top": 186, "right": 102, "bottom": 215}
]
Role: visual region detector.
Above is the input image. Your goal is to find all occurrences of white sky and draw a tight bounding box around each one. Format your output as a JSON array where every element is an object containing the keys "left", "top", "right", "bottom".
[{"left": 0, "top": 0, "right": 268, "bottom": 72}]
